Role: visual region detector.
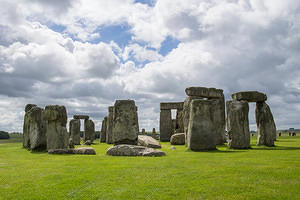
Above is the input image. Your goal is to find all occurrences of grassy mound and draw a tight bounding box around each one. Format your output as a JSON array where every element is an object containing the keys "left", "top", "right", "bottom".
[{"left": 0, "top": 135, "right": 299, "bottom": 200}]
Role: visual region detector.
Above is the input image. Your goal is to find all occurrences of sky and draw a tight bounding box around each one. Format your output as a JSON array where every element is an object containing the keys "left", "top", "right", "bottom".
[{"left": 0, "top": 0, "right": 300, "bottom": 132}]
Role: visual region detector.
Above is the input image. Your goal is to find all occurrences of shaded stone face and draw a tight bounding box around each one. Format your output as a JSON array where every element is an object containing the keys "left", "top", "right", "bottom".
[
  {"left": 112, "top": 100, "right": 139, "bottom": 145},
  {"left": 226, "top": 100, "right": 250, "bottom": 149},
  {"left": 23, "top": 106, "right": 47, "bottom": 150},
  {"left": 170, "top": 133, "right": 185, "bottom": 145},
  {"left": 69, "top": 119, "right": 81, "bottom": 145},
  {"left": 256, "top": 102, "right": 276, "bottom": 147},
  {"left": 100, "top": 117, "right": 107, "bottom": 143},
  {"left": 45, "top": 105, "right": 69, "bottom": 150},
  {"left": 73, "top": 115, "right": 89, "bottom": 120},
  {"left": 211, "top": 96, "right": 226, "bottom": 145},
  {"left": 232, "top": 91, "right": 267, "bottom": 102},
  {"left": 106, "top": 144, "right": 166, "bottom": 157},
  {"left": 183, "top": 96, "right": 203, "bottom": 135},
  {"left": 159, "top": 109, "right": 172, "bottom": 142},
  {"left": 138, "top": 135, "right": 161, "bottom": 148},
  {"left": 152, "top": 128, "right": 156, "bottom": 139},
  {"left": 160, "top": 102, "right": 183, "bottom": 110},
  {"left": 25, "top": 104, "right": 37, "bottom": 113},
  {"left": 175, "top": 109, "right": 184, "bottom": 133},
  {"left": 187, "top": 99, "right": 216, "bottom": 151},
  {"left": 106, "top": 106, "right": 114, "bottom": 144},
  {"left": 185, "top": 87, "right": 223, "bottom": 98},
  {"left": 84, "top": 119, "right": 95, "bottom": 142},
  {"left": 141, "top": 128, "right": 146, "bottom": 135}
]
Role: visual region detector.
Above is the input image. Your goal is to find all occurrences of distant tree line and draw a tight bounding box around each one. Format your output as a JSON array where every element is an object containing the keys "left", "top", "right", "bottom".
[{"left": 0, "top": 131, "right": 10, "bottom": 139}]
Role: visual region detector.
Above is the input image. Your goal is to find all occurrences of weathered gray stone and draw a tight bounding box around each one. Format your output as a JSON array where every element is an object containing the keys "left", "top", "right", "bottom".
[
  {"left": 73, "top": 115, "right": 89, "bottom": 120},
  {"left": 185, "top": 87, "right": 223, "bottom": 98},
  {"left": 175, "top": 109, "right": 184, "bottom": 133},
  {"left": 100, "top": 117, "right": 107, "bottom": 143},
  {"left": 48, "top": 147, "right": 96, "bottom": 155},
  {"left": 69, "top": 138, "right": 75, "bottom": 149},
  {"left": 84, "top": 119, "right": 95, "bottom": 142},
  {"left": 187, "top": 99, "right": 216, "bottom": 151},
  {"left": 83, "top": 140, "right": 92, "bottom": 145},
  {"left": 141, "top": 128, "right": 146, "bottom": 135},
  {"left": 138, "top": 135, "right": 161, "bottom": 148},
  {"left": 160, "top": 102, "right": 183, "bottom": 110},
  {"left": 183, "top": 96, "right": 203, "bottom": 135},
  {"left": 211, "top": 96, "right": 226, "bottom": 145},
  {"left": 112, "top": 100, "right": 139, "bottom": 145},
  {"left": 232, "top": 91, "right": 267, "bottom": 102},
  {"left": 170, "top": 133, "right": 185, "bottom": 145},
  {"left": 106, "top": 106, "right": 114, "bottom": 144},
  {"left": 24, "top": 106, "right": 47, "bottom": 150},
  {"left": 152, "top": 128, "right": 156, "bottom": 139},
  {"left": 45, "top": 105, "right": 69, "bottom": 150},
  {"left": 256, "top": 102, "right": 276, "bottom": 147},
  {"left": 159, "top": 109, "right": 172, "bottom": 142},
  {"left": 23, "top": 104, "right": 38, "bottom": 149},
  {"left": 69, "top": 119, "right": 81, "bottom": 145},
  {"left": 226, "top": 100, "right": 250, "bottom": 149},
  {"left": 172, "top": 119, "right": 176, "bottom": 134},
  {"left": 25, "top": 104, "right": 37, "bottom": 113},
  {"left": 106, "top": 145, "right": 166, "bottom": 157}
]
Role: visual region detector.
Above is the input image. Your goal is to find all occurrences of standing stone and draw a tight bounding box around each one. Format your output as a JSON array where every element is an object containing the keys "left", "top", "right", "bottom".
[
  {"left": 175, "top": 109, "right": 184, "bottom": 133},
  {"left": 159, "top": 109, "right": 172, "bottom": 142},
  {"left": 69, "top": 119, "right": 81, "bottom": 145},
  {"left": 45, "top": 105, "right": 69, "bottom": 150},
  {"left": 142, "top": 128, "right": 146, "bottom": 135},
  {"left": 84, "top": 119, "right": 95, "bottom": 143},
  {"left": 211, "top": 96, "right": 226, "bottom": 145},
  {"left": 255, "top": 102, "right": 276, "bottom": 147},
  {"left": 112, "top": 100, "right": 139, "bottom": 145},
  {"left": 152, "top": 128, "right": 156, "bottom": 139},
  {"left": 170, "top": 133, "right": 185, "bottom": 145},
  {"left": 187, "top": 99, "right": 216, "bottom": 151},
  {"left": 226, "top": 100, "right": 250, "bottom": 149},
  {"left": 100, "top": 117, "right": 107, "bottom": 143},
  {"left": 172, "top": 119, "right": 176, "bottom": 134},
  {"left": 23, "top": 104, "right": 37, "bottom": 149},
  {"left": 106, "top": 106, "right": 114, "bottom": 144},
  {"left": 183, "top": 96, "right": 203, "bottom": 136}
]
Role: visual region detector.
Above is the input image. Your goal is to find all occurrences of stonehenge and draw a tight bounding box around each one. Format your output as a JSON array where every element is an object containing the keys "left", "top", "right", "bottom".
[
  {"left": 84, "top": 119, "right": 95, "bottom": 142},
  {"left": 69, "top": 119, "right": 81, "bottom": 145},
  {"left": 106, "top": 106, "right": 114, "bottom": 144},
  {"left": 170, "top": 133, "right": 185, "bottom": 145},
  {"left": 159, "top": 102, "right": 184, "bottom": 142},
  {"left": 100, "top": 117, "right": 107, "bottom": 142}
]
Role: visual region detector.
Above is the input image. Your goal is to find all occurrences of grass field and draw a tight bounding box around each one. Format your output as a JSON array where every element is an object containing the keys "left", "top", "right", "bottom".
[{"left": 0, "top": 135, "right": 300, "bottom": 200}]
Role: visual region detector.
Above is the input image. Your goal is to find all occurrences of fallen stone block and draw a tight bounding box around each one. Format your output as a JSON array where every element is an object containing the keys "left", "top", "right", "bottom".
[
  {"left": 170, "top": 133, "right": 185, "bottom": 145},
  {"left": 138, "top": 135, "right": 161, "bottom": 148},
  {"left": 106, "top": 145, "right": 166, "bottom": 157}
]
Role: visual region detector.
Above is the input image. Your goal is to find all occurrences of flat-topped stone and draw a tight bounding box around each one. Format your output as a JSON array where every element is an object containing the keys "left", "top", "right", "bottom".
[
  {"left": 160, "top": 102, "right": 184, "bottom": 110},
  {"left": 106, "top": 145, "right": 166, "bottom": 157},
  {"left": 185, "top": 87, "right": 223, "bottom": 98},
  {"left": 232, "top": 91, "right": 267, "bottom": 102},
  {"left": 73, "top": 115, "right": 89, "bottom": 120}
]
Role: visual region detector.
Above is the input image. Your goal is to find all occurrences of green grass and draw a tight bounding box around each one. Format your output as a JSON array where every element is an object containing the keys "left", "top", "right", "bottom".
[{"left": 0, "top": 136, "right": 300, "bottom": 200}]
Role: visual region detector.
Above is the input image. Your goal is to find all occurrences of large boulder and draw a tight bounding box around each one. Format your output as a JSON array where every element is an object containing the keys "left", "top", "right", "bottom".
[
  {"left": 106, "top": 145, "right": 166, "bottom": 157},
  {"left": 226, "top": 100, "right": 250, "bottom": 149},
  {"left": 232, "top": 91, "right": 267, "bottom": 102},
  {"left": 100, "top": 117, "right": 107, "bottom": 143},
  {"left": 112, "top": 100, "right": 139, "bottom": 145},
  {"left": 106, "top": 106, "right": 114, "bottom": 144},
  {"left": 45, "top": 105, "right": 69, "bottom": 150},
  {"left": 69, "top": 119, "right": 81, "bottom": 145},
  {"left": 159, "top": 109, "right": 173, "bottom": 142},
  {"left": 187, "top": 99, "right": 216, "bottom": 151},
  {"left": 138, "top": 135, "right": 161, "bottom": 148},
  {"left": 84, "top": 119, "right": 95, "bottom": 142},
  {"left": 170, "top": 133, "right": 185, "bottom": 145},
  {"left": 256, "top": 102, "right": 276, "bottom": 147}
]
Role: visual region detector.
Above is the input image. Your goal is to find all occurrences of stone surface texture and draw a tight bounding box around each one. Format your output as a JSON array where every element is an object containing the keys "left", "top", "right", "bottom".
[
  {"left": 106, "top": 106, "right": 114, "bottom": 144},
  {"left": 232, "top": 91, "right": 267, "bottom": 102},
  {"left": 226, "top": 100, "right": 250, "bottom": 149},
  {"left": 44, "top": 105, "right": 69, "bottom": 150},
  {"left": 187, "top": 99, "right": 217, "bottom": 151},
  {"left": 73, "top": 115, "right": 89, "bottom": 120},
  {"left": 69, "top": 119, "right": 81, "bottom": 145},
  {"left": 138, "top": 135, "right": 161, "bottom": 148},
  {"left": 84, "top": 119, "right": 95, "bottom": 142},
  {"left": 185, "top": 87, "right": 223, "bottom": 98},
  {"left": 175, "top": 109, "right": 184, "bottom": 133},
  {"left": 106, "top": 145, "right": 166, "bottom": 157},
  {"left": 160, "top": 102, "right": 183, "bottom": 110},
  {"left": 170, "top": 133, "right": 185, "bottom": 145},
  {"left": 211, "top": 96, "right": 226, "bottom": 145},
  {"left": 112, "top": 100, "right": 139, "bottom": 145},
  {"left": 48, "top": 147, "right": 96, "bottom": 155},
  {"left": 100, "top": 117, "right": 107, "bottom": 143},
  {"left": 159, "top": 109, "right": 173, "bottom": 142},
  {"left": 255, "top": 102, "right": 276, "bottom": 147}
]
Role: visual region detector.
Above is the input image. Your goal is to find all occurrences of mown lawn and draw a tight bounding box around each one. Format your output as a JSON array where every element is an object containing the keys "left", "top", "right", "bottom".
[{"left": 0, "top": 135, "right": 300, "bottom": 200}]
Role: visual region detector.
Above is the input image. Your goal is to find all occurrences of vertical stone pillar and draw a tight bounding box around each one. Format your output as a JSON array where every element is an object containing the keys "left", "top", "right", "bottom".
[
  {"left": 23, "top": 104, "right": 37, "bottom": 149},
  {"left": 84, "top": 119, "right": 95, "bottom": 142},
  {"left": 159, "top": 109, "right": 172, "bottom": 142},
  {"left": 226, "top": 100, "right": 250, "bottom": 149},
  {"left": 176, "top": 109, "right": 184, "bottom": 133},
  {"left": 187, "top": 99, "right": 216, "bottom": 151},
  {"left": 100, "top": 117, "right": 107, "bottom": 143},
  {"left": 255, "top": 102, "right": 276, "bottom": 147},
  {"left": 69, "top": 119, "right": 81, "bottom": 145},
  {"left": 106, "top": 106, "right": 114, "bottom": 144},
  {"left": 152, "top": 128, "right": 156, "bottom": 139},
  {"left": 45, "top": 105, "right": 69, "bottom": 150},
  {"left": 112, "top": 100, "right": 139, "bottom": 145},
  {"left": 142, "top": 128, "right": 146, "bottom": 135},
  {"left": 211, "top": 95, "right": 226, "bottom": 145}
]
